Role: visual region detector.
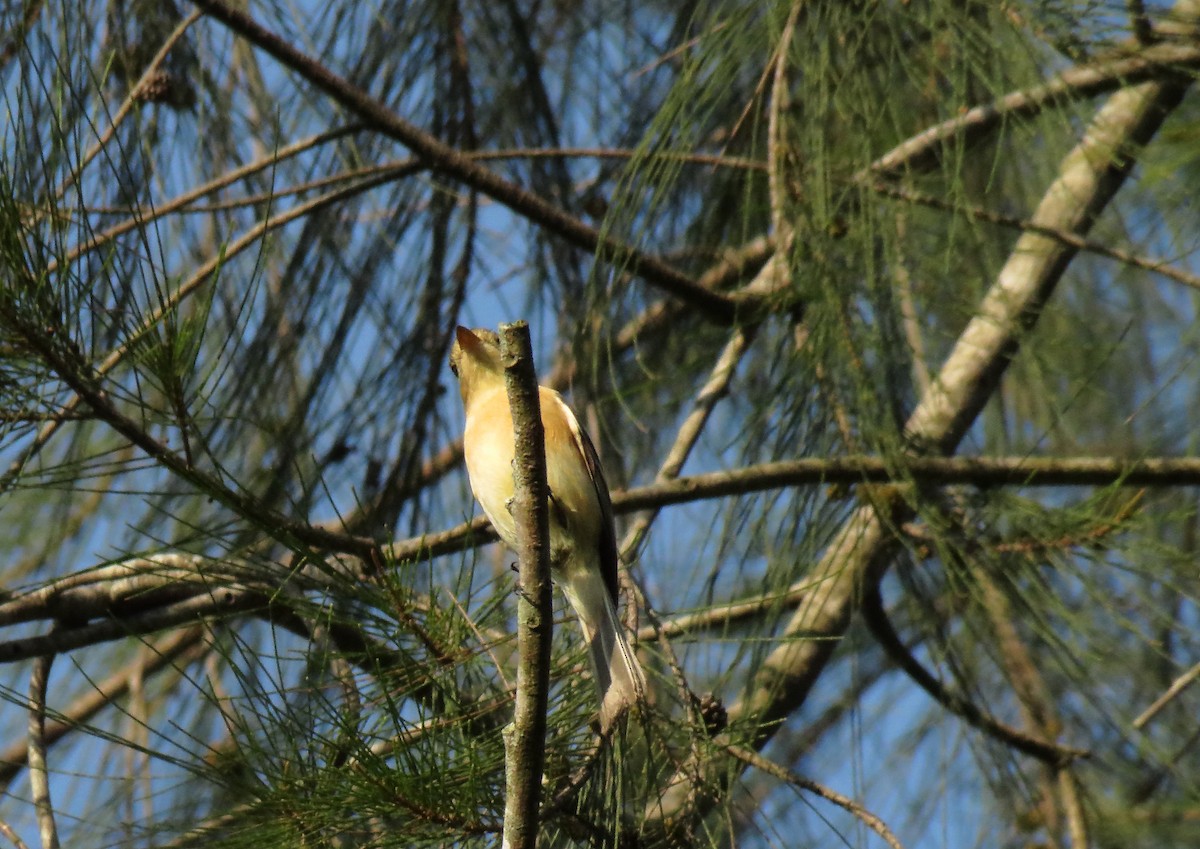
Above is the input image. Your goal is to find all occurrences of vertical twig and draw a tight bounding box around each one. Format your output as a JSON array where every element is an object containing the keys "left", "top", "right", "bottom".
[
  {"left": 977, "top": 574, "right": 1089, "bottom": 848},
  {"left": 767, "top": 1, "right": 804, "bottom": 241},
  {"left": 126, "top": 648, "right": 152, "bottom": 835},
  {"left": 1128, "top": 0, "right": 1155, "bottom": 43},
  {"left": 27, "top": 637, "right": 59, "bottom": 849},
  {"left": 499, "top": 321, "right": 553, "bottom": 849},
  {"left": 892, "top": 214, "right": 933, "bottom": 397}
]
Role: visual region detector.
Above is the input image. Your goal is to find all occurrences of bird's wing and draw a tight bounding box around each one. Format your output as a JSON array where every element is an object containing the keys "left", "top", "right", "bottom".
[{"left": 564, "top": 406, "right": 620, "bottom": 604}]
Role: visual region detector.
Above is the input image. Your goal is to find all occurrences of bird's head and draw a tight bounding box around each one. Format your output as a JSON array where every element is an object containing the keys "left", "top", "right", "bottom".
[{"left": 449, "top": 326, "right": 503, "bottom": 403}]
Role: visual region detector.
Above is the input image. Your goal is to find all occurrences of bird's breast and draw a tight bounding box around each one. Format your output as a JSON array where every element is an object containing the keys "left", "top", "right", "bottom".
[{"left": 463, "top": 390, "right": 518, "bottom": 547}]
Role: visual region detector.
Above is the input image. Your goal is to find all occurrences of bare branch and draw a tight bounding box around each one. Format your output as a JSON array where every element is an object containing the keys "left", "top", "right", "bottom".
[
  {"left": 27, "top": 639, "right": 59, "bottom": 849},
  {"left": 0, "top": 554, "right": 259, "bottom": 627},
  {"left": 498, "top": 322, "right": 553, "bottom": 849},
  {"left": 391, "top": 453, "right": 1200, "bottom": 562},
  {"left": 0, "top": 590, "right": 264, "bottom": 665},
  {"left": 611, "top": 455, "right": 1200, "bottom": 512},
  {"left": 1133, "top": 659, "right": 1200, "bottom": 729},
  {"left": 0, "top": 817, "right": 29, "bottom": 849},
  {"left": 620, "top": 327, "right": 756, "bottom": 561},
  {"left": 618, "top": 324, "right": 757, "bottom": 734},
  {"left": 636, "top": 583, "right": 812, "bottom": 642}
]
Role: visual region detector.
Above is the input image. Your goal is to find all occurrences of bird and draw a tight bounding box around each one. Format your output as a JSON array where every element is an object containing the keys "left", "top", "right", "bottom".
[{"left": 449, "top": 325, "right": 647, "bottom": 733}]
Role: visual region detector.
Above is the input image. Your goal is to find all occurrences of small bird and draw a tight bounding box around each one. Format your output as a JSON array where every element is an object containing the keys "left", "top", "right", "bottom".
[{"left": 449, "top": 325, "right": 647, "bottom": 732}]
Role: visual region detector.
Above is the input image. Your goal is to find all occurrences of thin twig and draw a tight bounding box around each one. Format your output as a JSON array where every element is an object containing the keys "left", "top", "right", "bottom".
[
  {"left": 1133, "top": 659, "right": 1200, "bottom": 728},
  {"left": 724, "top": 744, "right": 906, "bottom": 849},
  {"left": 637, "top": 583, "right": 812, "bottom": 642},
  {"left": 619, "top": 326, "right": 756, "bottom": 726},
  {"left": 27, "top": 636, "right": 59, "bottom": 849},
  {"left": 619, "top": 327, "right": 756, "bottom": 560},
  {"left": 0, "top": 818, "right": 29, "bottom": 849}
]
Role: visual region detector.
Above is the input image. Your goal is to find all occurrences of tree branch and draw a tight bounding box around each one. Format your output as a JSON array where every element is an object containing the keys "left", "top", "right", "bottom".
[
  {"left": 498, "top": 321, "right": 553, "bottom": 849},
  {"left": 902, "top": 63, "right": 1192, "bottom": 452},
  {"left": 872, "top": 181, "right": 1200, "bottom": 292},
  {"left": 0, "top": 590, "right": 264, "bottom": 665},
  {"left": 27, "top": 637, "right": 58, "bottom": 849},
  {"left": 610, "top": 455, "right": 1200, "bottom": 511},
  {"left": 0, "top": 453, "right": 1191, "bottom": 667},
  {"left": 386, "top": 453, "right": 1200, "bottom": 564}
]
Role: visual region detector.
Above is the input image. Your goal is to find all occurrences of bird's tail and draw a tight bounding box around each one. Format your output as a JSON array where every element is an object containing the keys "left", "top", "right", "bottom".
[{"left": 561, "top": 565, "right": 648, "bottom": 733}]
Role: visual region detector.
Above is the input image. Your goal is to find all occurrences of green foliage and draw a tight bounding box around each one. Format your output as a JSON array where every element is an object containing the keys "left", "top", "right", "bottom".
[{"left": 0, "top": 0, "right": 1197, "bottom": 847}]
